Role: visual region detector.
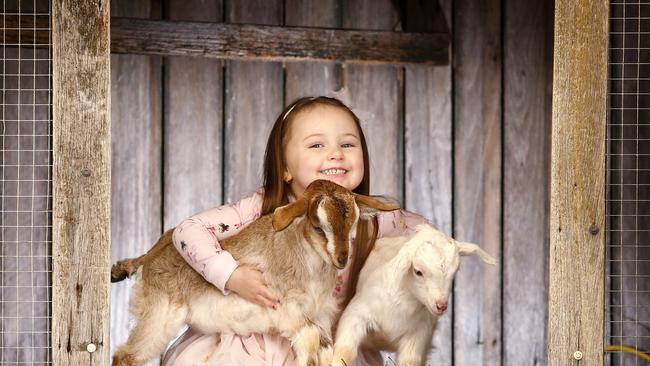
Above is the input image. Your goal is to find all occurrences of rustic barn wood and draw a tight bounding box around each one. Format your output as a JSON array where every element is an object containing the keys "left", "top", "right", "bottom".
[
  {"left": 223, "top": 0, "right": 283, "bottom": 202},
  {"left": 342, "top": 0, "right": 402, "bottom": 200},
  {"left": 403, "top": 0, "right": 453, "bottom": 363},
  {"left": 52, "top": 0, "right": 111, "bottom": 364},
  {"left": 503, "top": 0, "right": 552, "bottom": 364},
  {"left": 110, "top": 17, "right": 449, "bottom": 65},
  {"left": 548, "top": 0, "right": 608, "bottom": 365},
  {"left": 108, "top": 0, "right": 163, "bottom": 360},
  {"left": 453, "top": 0, "right": 502, "bottom": 364},
  {"left": 162, "top": 0, "right": 224, "bottom": 229},
  {"left": 284, "top": 0, "right": 342, "bottom": 102}
]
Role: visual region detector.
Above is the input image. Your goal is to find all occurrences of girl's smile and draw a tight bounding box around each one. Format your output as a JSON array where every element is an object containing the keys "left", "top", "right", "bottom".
[{"left": 284, "top": 105, "right": 364, "bottom": 197}]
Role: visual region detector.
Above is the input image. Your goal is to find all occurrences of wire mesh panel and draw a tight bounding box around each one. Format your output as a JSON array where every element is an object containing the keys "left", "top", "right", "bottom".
[
  {"left": 607, "top": 0, "right": 650, "bottom": 365},
  {"left": 1, "top": 0, "right": 52, "bottom": 364}
]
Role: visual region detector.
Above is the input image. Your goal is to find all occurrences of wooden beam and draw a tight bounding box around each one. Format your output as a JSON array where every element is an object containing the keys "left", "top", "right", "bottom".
[
  {"left": 52, "top": 0, "right": 111, "bottom": 364},
  {"left": 548, "top": 0, "right": 608, "bottom": 365},
  {"left": 110, "top": 17, "right": 449, "bottom": 65},
  {"left": 3, "top": 15, "right": 449, "bottom": 65}
]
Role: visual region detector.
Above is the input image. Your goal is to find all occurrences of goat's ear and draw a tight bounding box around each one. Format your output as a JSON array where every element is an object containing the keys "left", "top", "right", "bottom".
[
  {"left": 456, "top": 241, "right": 497, "bottom": 265},
  {"left": 272, "top": 198, "right": 308, "bottom": 231},
  {"left": 354, "top": 194, "right": 400, "bottom": 219}
]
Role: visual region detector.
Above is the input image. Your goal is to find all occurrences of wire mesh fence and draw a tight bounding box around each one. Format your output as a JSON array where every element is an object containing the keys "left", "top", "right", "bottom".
[
  {"left": 1, "top": 0, "right": 52, "bottom": 364},
  {"left": 607, "top": 1, "right": 650, "bottom": 365}
]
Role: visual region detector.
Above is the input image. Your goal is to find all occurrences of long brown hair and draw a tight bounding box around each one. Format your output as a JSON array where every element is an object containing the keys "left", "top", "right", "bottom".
[{"left": 261, "top": 96, "right": 377, "bottom": 306}]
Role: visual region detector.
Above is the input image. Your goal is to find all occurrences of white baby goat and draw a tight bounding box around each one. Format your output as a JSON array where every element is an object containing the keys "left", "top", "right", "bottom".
[
  {"left": 330, "top": 224, "right": 496, "bottom": 366},
  {"left": 110, "top": 179, "right": 398, "bottom": 366}
]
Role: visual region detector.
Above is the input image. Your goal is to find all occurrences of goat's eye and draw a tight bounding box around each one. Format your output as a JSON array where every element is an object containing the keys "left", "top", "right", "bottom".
[
  {"left": 414, "top": 269, "right": 423, "bottom": 277},
  {"left": 315, "top": 227, "right": 325, "bottom": 235}
]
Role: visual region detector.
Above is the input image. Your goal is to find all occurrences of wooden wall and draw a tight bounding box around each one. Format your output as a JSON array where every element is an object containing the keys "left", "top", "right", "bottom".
[{"left": 109, "top": 0, "right": 554, "bottom": 364}]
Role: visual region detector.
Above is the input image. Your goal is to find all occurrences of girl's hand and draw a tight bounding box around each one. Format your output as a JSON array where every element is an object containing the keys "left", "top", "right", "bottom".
[{"left": 225, "top": 265, "right": 279, "bottom": 309}]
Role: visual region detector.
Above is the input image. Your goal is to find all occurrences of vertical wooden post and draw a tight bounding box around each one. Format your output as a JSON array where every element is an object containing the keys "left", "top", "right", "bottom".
[
  {"left": 52, "top": 1, "right": 111, "bottom": 364},
  {"left": 549, "top": 0, "right": 608, "bottom": 365}
]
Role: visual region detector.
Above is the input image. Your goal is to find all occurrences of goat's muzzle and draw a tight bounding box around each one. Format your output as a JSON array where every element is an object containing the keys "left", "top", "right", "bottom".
[
  {"left": 335, "top": 254, "right": 348, "bottom": 269},
  {"left": 434, "top": 301, "right": 448, "bottom": 315}
]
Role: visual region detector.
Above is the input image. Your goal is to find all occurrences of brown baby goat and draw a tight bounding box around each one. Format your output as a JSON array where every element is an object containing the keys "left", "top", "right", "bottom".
[{"left": 111, "top": 179, "right": 398, "bottom": 366}]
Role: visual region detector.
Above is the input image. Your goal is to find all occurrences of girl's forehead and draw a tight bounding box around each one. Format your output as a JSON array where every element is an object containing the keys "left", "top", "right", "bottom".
[{"left": 290, "top": 105, "right": 360, "bottom": 136}]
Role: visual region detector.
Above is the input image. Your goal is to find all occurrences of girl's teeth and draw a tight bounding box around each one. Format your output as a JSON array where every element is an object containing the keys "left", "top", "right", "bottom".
[{"left": 323, "top": 169, "right": 346, "bottom": 175}]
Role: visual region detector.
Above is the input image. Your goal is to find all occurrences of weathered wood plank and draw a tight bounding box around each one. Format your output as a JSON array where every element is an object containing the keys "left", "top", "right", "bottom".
[
  {"left": 110, "top": 17, "right": 449, "bottom": 65},
  {"left": 52, "top": 0, "right": 111, "bottom": 364},
  {"left": 284, "top": 0, "right": 341, "bottom": 102},
  {"left": 342, "top": 0, "right": 402, "bottom": 201},
  {"left": 223, "top": 0, "right": 283, "bottom": 202},
  {"left": 548, "top": 0, "right": 608, "bottom": 365},
  {"left": 404, "top": 0, "right": 453, "bottom": 363},
  {"left": 108, "top": 0, "right": 162, "bottom": 360},
  {"left": 503, "top": 0, "right": 552, "bottom": 364},
  {"left": 163, "top": 0, "right": 223, "bottom": 229},
  {"left": 453, "top": 0, "right": 502, "bottom": 364}
]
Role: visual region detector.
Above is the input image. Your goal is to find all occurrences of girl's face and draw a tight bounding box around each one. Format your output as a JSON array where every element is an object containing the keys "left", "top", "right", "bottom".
[{"left": 284, "top": 105, "right": 365, "bottom": 198}]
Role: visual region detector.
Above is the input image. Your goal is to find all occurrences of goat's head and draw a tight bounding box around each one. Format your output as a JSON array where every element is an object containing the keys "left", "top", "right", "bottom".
[
  {"left": 402, "top": 224, "right": 496, "bottom": 316},
  {"left": 272, "top": 179, "right": 399, "bottom": 269}
]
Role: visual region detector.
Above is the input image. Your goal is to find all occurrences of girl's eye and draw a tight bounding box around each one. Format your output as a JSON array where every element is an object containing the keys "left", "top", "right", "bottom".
[
  {"left": 309, "top": 143, "right": 324, "bottom": 148},
  {"left": 341, "top": 143, "right": 355, "bottom": 148}
]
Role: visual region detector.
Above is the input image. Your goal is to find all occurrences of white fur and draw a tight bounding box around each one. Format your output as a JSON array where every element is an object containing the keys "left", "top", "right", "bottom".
[{"left": 330, "top": 224, "right": 497, "bottom": 366}]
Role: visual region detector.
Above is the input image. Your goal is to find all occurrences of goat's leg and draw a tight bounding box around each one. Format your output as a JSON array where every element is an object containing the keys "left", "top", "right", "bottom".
[
  {"left": 330, "top": 310, "right": 371, "bottom": 366},
  {"left": 291, "top": 325, "right": 321, "bottom": 366},
  {"left": 394, "top": 330, "right": 432, "bottom": 366},
  {"left": 112, "top": 294, "right": 187, "bottom": 366}
]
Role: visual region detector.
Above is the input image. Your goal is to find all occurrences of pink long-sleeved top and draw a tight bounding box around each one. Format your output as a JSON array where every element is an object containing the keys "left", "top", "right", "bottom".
[{"left": 164, "top": 190, "right": 429, "bottom": 366}]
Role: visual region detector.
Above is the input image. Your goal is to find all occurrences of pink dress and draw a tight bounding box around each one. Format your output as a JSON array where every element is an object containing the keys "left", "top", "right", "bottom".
[{"left": 162, "top": 190, "right": 429, "bottom": 366}]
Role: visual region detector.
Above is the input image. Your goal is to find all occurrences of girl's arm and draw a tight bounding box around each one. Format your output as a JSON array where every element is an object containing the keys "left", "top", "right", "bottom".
[
  {"left": 376, "top": 209, "right": 432, "bottom": 238},
  {"left": 172, "top": 191, "right": 264, "bottom": 293}
]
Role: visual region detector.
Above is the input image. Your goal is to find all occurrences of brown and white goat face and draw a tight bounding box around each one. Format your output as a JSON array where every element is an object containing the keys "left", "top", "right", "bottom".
[
  {"left": 406, "top": 225, "right": 497, "bottom": 316},
  {"left": 309, "top": 192, "right": 360, "bottom": 269},
  {"left": 273, "top": 179, "right": 400, "bottom": 269}
]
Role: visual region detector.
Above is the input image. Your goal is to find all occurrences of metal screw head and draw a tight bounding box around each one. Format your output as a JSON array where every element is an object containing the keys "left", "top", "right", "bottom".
[
  {"left": 86, "top": 343, "right": 97, "bottom": 353},
  {"left": 81, "top": 168, "right": 91, "bottom": 177},
  {"left": 573, "top": 350, "right": 583, "bottom": 360},
  {"left": 589, "top": 225, "right": 599, "bottom": 235}
]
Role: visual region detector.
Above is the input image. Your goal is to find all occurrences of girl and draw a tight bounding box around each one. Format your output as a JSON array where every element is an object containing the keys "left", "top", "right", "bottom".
[{"left": 162, "top": 96, "right": 430, "bottom": 366}]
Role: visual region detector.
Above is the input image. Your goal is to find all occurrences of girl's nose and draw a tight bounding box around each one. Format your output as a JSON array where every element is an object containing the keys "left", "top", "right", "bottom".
[{"left": 328, "top": 147, "right": 343, "bottom": 160}]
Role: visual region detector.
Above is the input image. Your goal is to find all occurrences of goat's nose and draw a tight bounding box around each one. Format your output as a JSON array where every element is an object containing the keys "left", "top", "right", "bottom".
[
  {"left": 337, "top": 253, "right": 348, "bottom": 267},
  {"left": 436, "top": 302, "right": 448, "bottom": 313}
]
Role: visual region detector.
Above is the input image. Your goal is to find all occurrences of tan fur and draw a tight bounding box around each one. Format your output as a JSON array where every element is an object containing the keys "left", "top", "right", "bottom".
[{"left": 111, "top": 180, "right": 398, "bottom": 366}]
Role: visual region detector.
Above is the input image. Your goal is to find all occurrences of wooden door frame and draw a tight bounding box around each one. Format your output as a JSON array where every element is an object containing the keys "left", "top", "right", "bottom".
[
  {"left": 52, "top": 1, "right": 112, "bottom": 364},
  {"left": 548, "top": 0, "right": 608, "bottom": 365}
]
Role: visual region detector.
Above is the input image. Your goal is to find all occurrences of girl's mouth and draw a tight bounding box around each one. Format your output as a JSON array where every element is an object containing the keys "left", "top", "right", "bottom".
[{"left": 321, "top": 168, "right": 347, "bottom": 176}]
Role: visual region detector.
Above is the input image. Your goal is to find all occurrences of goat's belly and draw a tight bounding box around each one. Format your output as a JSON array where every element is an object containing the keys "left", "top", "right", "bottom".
[
  {"left": 186, "top": 293, "right": 276, "bottom": 336},
  {"left": 186, "top": 293, "right": 326, "bottom": 338}
]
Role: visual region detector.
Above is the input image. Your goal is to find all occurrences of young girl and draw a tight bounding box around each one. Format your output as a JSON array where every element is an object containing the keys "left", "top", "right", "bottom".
[{"left": 162, "top": 96, "right": 430, "bottom": 366}]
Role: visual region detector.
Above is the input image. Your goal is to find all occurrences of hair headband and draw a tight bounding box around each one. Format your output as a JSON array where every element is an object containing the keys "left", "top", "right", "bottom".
[{"left": 282, "top": 97, "right": 318, "bottom": 121}]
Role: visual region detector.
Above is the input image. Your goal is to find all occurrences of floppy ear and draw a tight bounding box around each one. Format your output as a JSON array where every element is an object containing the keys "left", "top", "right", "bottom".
[
  {"left": 272, "top": 198, "right": 309, "bottom": 231},
  {"left": 456, "top": 241, "right": 497, "bottom": 265},
  {"left": 353, "top": 194, "right": 400, "bottom": 219}
]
